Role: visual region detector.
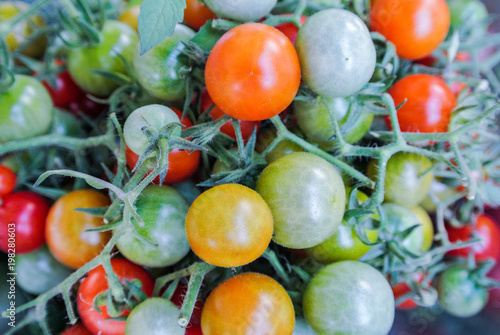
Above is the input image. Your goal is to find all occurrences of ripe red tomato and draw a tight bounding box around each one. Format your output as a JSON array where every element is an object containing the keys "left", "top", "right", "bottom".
[
  {"left": 125, "top": 108, "right": 200, "bottom": 185},
  {"left": 205, "top": 23, "right": 301, "bottom": 121},
  {"left": 273, "top": 15, "right": 307, "bottom": 45},
  {"left": 45, "top": 189, "right": 111, "bottom": 269},
  {"left": 77, "top": 258, "right": 154, "bottom": 335},
  {"left": 0, "top": 192, "right": 49, "bottom": 254},
  {"left": 370, "top": 0, "right": 451, "bottom": 59},
  {"left": 386, "top": 74, "right": 456, "bottom": 133},
  {"left": 68, "top": 94, "right": 108, "bottom": 118},
  {"left": 390, "top": 272, "right": 425, "bottom": 310},
  {"left": 61, "top": 322, "right": 93, "bottom": 335},
  {"left": 447, "top": 213, "right": 500, "bottom": 263},
  {"left": 200, "top": 88, "right": 260, "bottom": 141},
  {"left": 42, "top": 68, "right": 84, "bottom": 108},
  {"left": 0, "top": 165, "right": 16, "bottom": 196},
  {"left": 183, "top": 0, "right": 217, "bottom": 30}
]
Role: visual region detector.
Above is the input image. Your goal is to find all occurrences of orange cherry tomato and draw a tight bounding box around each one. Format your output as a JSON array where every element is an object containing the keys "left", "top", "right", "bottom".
[
  {"left": 183, "top": 0, "right": 217, "bottom": 30},
  {"left": 118, "top": 5, "right": 140, "bottom": 32}
]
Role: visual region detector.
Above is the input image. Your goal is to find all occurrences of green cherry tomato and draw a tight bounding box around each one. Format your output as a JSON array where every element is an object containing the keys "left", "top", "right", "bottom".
[
  {"left": 368, "top": 152, "right": 434, "bottom": 208},
  {"left": 293, "top": 96, "right": 373, "bottom": 150},
  {"left": 0, "top": 74, "right": 53, "bottom": 142},
  {"left": 125, "top": 298, "right": 184, "bottom": 335},
  {"left": 382, "top": 203, "right": 424, "bottom": 255},
  {"left": 123, "top": 104, "right": 181, "bottom": 156},
  {"left": 255, "top": 127, "right": 304, "bottom": 164},
  {"left": 116, "top": 185, "right": 190, "bottom": 267},
  {"left": 448, "top": 0, "right": 488, "bottom": 30},
  {"left": 16, "top": 245, "right": 73, "bottom": 295},
  {"left": 409, "top": 205, "right": 434, "bottom": 251},
  {"left": 132, "top": 24, "right": 195, "bottom": 101},
  {"left": 303, "top": 261, "right": 395, "bottom": 335},
  {"left": 256, "top": 152, "right": 346, "bottom": 249},
  {"left": 67, "top": 20, "right": 138, "bottom": 97},
  {"left": 306, "top": 189, "right": 378, "bottom": 264},
  {"left": 203, "top": 0, "right": 277, "bottom": 22},
  {"left": 295, "top": 8, "right": 376, "bottom": 98},
  {"left": 437, "top": 266, "right": 488, "bottom": 318}
]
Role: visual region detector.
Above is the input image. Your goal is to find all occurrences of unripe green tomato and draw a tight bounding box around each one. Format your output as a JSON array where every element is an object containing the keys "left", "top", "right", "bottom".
[
  {"left": 409, "top": 205, "right": 434, "bottom": 251},
  {"left": 382, "top": 203, "right": 424, "bottom": 255},
  {"left": 132, "top": 24, "right": 195, "bottom": 101},
  {"left": 203, "top": 0, "right": 277, "bottom": 22},
  {"left": 448, "top": 0, "right": 488, "bottom": 30},
  {"left": 0, "top": 75, "right": 53, "bottom": 142},
  {"left": 67, "top": 20, "right": 139, "bottom": 97},
  {"left": 293, "top": 96, "right": 373, "bottom": 150},
  {"left": 125, "top": 298, "right": 184, "bottom": 335},
  {"left": 255, "top": 128, "right": 304, "bottom": 163}
]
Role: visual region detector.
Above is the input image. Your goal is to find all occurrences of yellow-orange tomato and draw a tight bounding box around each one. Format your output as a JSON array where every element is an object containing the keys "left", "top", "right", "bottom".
[
  {"left": 0, "top": 1, "right": 47, "bottom": 58},
  {"left": 183, "top": 0, "right": 216, "bottom": 30},
  {"left": 201, "top": 272, "right": 295, "bottom": 335},
  {"left": 45, "top": 189, "right": 111, "bottom": 269},
  {"left": 185, "top": 184, "right": 273, "bottom": 267},
  {"left": 118, "top": 5, "right": 140, "bottom": 32}
]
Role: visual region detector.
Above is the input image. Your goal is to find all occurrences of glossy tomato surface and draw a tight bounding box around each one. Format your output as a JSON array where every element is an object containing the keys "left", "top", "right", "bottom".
[
  {"left": 203, "top": 0, "right": 277, "bottom": 22},
  {"left": 0, "top": 165, "right": 16, "bottom": 196},
  {"left": 387, "top": 74, "right": 456, "bottom": 133},
  {"left": 371, "top": 0, "right": 451, "bottom": 59},
  {"left": 186, "top": 184, "right": 273, "bottom": 267},
  {"left": 205, "top": 23, "right": 300, "bottom": 121},
  {"left": 125, "top": 298, "right": 184, "bottom": 335},
  {"left": 45, "top": 189, "right": 111, "bottom": 269},
  {"left": 77, "top": 258, "right": 154, "bottom": 335},
  {"left": 201, "top": 272, "right": 295, "bottom": 335},
  {"left": 183, "top": 0, "right": 216, "bottom": 30}
]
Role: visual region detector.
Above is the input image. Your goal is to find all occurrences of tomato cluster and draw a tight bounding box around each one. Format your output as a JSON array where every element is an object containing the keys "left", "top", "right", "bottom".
[{"left": 2, "top": 0, "right": 500, "bottom": 334}]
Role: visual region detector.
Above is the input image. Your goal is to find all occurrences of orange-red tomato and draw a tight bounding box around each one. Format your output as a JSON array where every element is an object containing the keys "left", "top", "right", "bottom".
[
  {"left": 273, "top": 15, "right": 307, "bottom": 45},
  {"left": 0, "top": 165, "right": 16, "bottom": 196},
  {"left": 45, "top": 189, "right": 111, "bottom": 269},
  {"left": 60, "top": 322, "right": 93, "bottom": 335},
  {"left": 205, "top": 23, "right": 301, "bottom": 121},
  {"left": 183, "top": 0, "right": 217, "bottom": 30},
  {"left": 201, "top": 272, "right": 295, "bottom": 335},
  {"left": 370, "top": 0, "right": 450, "bottom": 59},
  {"left": 387, "top": 74, "right": 456, "bottom": 133},
  {"left": 185, "top": 183, "right": 273, "bottom": 267}
]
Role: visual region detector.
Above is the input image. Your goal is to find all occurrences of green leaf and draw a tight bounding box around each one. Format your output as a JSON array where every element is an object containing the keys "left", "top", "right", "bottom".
[
  {"left": 138, "top": 0, "right": 186, "bottom": 55},
  {"left": 74, "top": 207, "right": 108, "bottom": 216},
  {"left": 190, "top": 20, "right": 225, "bottom": 52}
]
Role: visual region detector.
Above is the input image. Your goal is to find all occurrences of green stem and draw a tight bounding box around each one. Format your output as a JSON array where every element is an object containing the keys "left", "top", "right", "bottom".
[{"left": 263, "top": 248, "right": 291, "bottom": 285}]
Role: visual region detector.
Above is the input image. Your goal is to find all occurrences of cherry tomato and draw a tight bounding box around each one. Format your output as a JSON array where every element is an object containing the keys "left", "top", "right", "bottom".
[
  {"left": 382, "top": 203, "right": 425, "bottom": 255},
  {"left": 201, "top": 272, "right": 295, "bottom": 335},
  {"left": 0, "top": 165, "right": 16, "bottom": 196},
  {"left": 256, "top": 152, "right": 346, "bottom": 249},
  {"left": 205, "top": 23, "right": 301, "bottom": 121},
  {"left": 255, "top": 127, "right": 304, "bottom": 164},
  {"left": 77, "top": 258, "right": 154, "bottom": 335},
  {"left": 68, "top": 20, "right": 139, "bottom": 97},
  {"left": 0, "top": 192, "right": 49, "bottom": 254},
  {"left": 386, "top": 74, "right": 456, "bottom": 133},
  {"left": 303, "top": 261, "right": 394, "bottom": 335},
  {"left": 118, "top": 5, "right": 140, "bottom": 32},
  {"left": 185, "top": 326, "right": 203, "bottom": 335},
  {"left": 273, "top": 14, "right": 307, "bottom": 45},
  {"left": 183, "top": 0, "right": 217, "bottom": 30},
  {"left": 295, "top": 8, "right": 376, "bottom": 98},
  {"left": 186, "top": 184, "right": 273, "bottom": 267},
  {"left": 42, "top": 66, "right": 85, "bottom": 108},
  {"left": 409, "top": 206, "right": 434, "bottom": 251},
  {"left": 0, "top": 74, "right": 54, "bottom": 142},
  {"left": 203, "top": 0, "right": 277, "bottom": 22},
  {"left": 390, "top": 272, "right": 425, "bottom": 310},
  {"left": 68, "top": 94, "right": 108, "bottom": 118},
  {"left": 446, "top": 213, "right": 500, "bottom": 263},
  {"left": 200, "top": 88, "right": 261, "bottom": 141},
  {"left": 116, "top": 185, "right": 190, "bottom": 267},
  {"left": 370, "top": 0, "right": 451, "bottom": 59},
  {"left": 125, "top": 298, "right": 184, "bottom": 335},
  {"left": 45, "top": 189, "right": 111, "bottom": 269},
  {"left": 61, "top": 322, "right": 93, "bottom": 335},
  {"left": 449, "top": 0, "right": 488, "bottom": 31}
]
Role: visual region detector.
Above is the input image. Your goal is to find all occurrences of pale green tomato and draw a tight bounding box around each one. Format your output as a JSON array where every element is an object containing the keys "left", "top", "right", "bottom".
[{"left": 203, "top": 0, "right": 277, "bottom": 22}]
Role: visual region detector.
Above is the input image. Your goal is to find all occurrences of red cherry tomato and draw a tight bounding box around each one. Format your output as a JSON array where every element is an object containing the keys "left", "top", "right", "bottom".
[
  {"left": 126, "top": 108, "right": 200, "bottom": 185},
  {"left": 68, "top": 94, "right": 108, "bottom": 118},
  {"left": 370, "top": 0, "right": 451, "bottom": 59},
  {"left": 77, "top": 258, "right": 154, "bottom": 335},
  {"left": 200, "top": 89, "right": 260, "bottom": 141},
  {"left": 0, "top": 165, "right": 16, "bottom": 196},
  {"left": 386, "top": 74, "right": 456, "bottom": 133},
  {"left": 61, "top": 322, "right": 93, "bottom": 335},
  {"left": 42, "top": 70, "right": 84, "bottom": 108},
  {"left": 0, "top": 192, "right": 49, "bottom": 254},
  {"left": 273, "top": 15, "right": 307, "bottom": 45},
  {"left": 447, "top": 214, "right": 500, "bottom": 263},
  {"left": 391, "top": 272, "right": 425, "bottom": 310},
  {"left": 183, "top": 0, "right": 217, "bottom": 30}
]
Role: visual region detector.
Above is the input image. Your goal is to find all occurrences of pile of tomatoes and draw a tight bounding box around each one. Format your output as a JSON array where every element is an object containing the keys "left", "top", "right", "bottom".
[{"left": 2, "top": 0, "right": 500, "bottom": 334}]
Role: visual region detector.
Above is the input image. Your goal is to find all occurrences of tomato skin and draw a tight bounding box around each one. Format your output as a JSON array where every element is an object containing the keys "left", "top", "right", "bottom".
[
  {"left": 409, "top": 206, "right": 434, "bottom": 251},
  {"left": 51, "top": 108, "right": 85, "bottom": 137},
  {"left": 273, "top": 15, "right": 307, "bottom": 45},
  {"left": 295, "top": 8, "right": 376, "bottom": 98},
  {"left": 203, "top": 0, "right": 277, "bottom": 22},
  {"left": 200, "top": 89, "right": 261, "bottom": 141},
  {"left": 77, "top": 258, "right": 154, "bottom": 335},
  {"left": 368, "top": 152, "right": 434, "bottom": 208},
  {"left": 0, "top": 74, "right": 54, "bottom": 142},
  {"left": 0, "top": 192, "right": 49, "bottom": 254},
  {"left": 118, "top": 5, "right": 140, "bottom": 31},
  {"left": 0, "top": 165, "right": 16, "bottom": 196},
  {"left": 386, "top": 74, "right": 455, "bottom": 133},
  {"left": 68, "top": 20, "right": 139, "bottom": 97},
  {"left": 201, "top": 272, "right": 295, "bottom": 335},
  {"left": 125, "top": 298, "right": 184, "bottom": 335},
  {"left": 205, "top": 23, "right": 301, "bottom": 121},
  {"left": 61, "top": 322, "right": 93, "bottom": 335},
  {"left": 437, "top": 266, "right": 488, "bottom": 317},
  {"left": 382, "top": 203, "right": 425, "bottom": 255},
  {"left": 183, "top": 0, "right": 217, "bottom": 30},
  {"left": 303, "top": 261, "right": 394, "bottom": 335},
  {"left": 446, "top": 214, "right": 500, "bottom": 263},
  {"left": 256, "top": 152, "right": 346, "bottom": 249},
  {"left": 186, "top": 184, "right": 273, "bottom": 267},
  {"left": 370, "top": 0, "right": 450, "bottom": 60},
  {"left": 116, "top": 185, "right": 190, "bottom": 267},
  {"left": 42, "top": 69, "right": 84, "bottom": 108},
  {"left": 132, "top": 24, "right": 195, "bottom": 101},
  {"left": 45, "top": 190, "right": 111, "bottom": 269}
]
